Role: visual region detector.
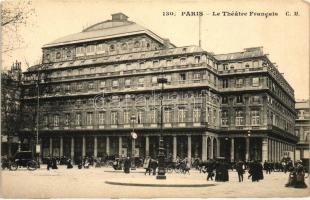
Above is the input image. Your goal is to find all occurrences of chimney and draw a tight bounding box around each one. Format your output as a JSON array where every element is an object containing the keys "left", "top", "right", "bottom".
[{"left": 111, "top": 13, "right": 128, "bottom": 21}]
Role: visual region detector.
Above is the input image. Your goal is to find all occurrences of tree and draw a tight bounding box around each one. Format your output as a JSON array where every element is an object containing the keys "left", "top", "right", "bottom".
[{"left": 1, "top": 0, "right": 35, "bottom": 54}]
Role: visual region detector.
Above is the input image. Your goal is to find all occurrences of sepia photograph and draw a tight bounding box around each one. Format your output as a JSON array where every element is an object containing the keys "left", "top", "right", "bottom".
[{"left": 0, "top": 0, "right": 309, "bottom": 198}]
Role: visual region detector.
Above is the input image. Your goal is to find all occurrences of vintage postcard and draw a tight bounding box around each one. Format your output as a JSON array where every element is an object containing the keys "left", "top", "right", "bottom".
[{"left": 0, "top": 0, "right": 309, "bottom": 198}]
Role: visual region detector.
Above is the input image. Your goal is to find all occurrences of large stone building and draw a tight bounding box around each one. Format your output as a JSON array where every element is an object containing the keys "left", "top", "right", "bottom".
[
  {"left": 20, "top": 13, "right": 298, "bottom": 163},
  {"left": 1, "top": 61, "right": 22, "bottom": 157},
  {"left": 295, "top": 99, "right": 310, "bottom": 160}
]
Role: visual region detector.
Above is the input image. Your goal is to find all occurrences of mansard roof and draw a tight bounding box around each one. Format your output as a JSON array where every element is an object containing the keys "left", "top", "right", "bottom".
[
  {"left": 214, "top": 47, "right": 264, "bottom": 61},
  {"left": 43, "top": 13, "right": 173, "bottom": 48}
]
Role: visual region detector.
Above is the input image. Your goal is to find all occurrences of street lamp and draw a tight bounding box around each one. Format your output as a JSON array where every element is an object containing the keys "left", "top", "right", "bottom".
[
  {"left": 130, "top": 114, "right": 137, "bottom": 170},
  {"left": 156, "top": 76, "right": 168, "bottom": 180}
]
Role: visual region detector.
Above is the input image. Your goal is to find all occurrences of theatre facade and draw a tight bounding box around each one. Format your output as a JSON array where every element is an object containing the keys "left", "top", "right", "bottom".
[{"left": 20, "top": 13, "right": 298, "bottom": 163}]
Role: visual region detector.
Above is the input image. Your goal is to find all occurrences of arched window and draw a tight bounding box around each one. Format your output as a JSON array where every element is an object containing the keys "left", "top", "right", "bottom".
[
  {"left": 110, "top": 44, "right": 115, "bottom": 51},
  {"left": 134, "top": 41, "right": 140, "bottom": 48}
]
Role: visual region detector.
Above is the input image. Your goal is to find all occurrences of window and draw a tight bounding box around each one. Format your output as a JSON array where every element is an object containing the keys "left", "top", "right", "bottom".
[
  {"left": 77, "top": 83, "right": 83, "bottom": 90},
  {"left": 150, "top": 109, "right": 157, "bottom": 123},
  {"left": 137, "top": 110, "right": 143, "bottom": 124},
  {"left": 86, "top": 112, "right": 92, "bottom": 125},
  {"left": 123, "top": 111, "right": 130, "bottom": 124},
  {"left": 251, "top": 110, "right": 260, "bottom": 125},
  {"left": 223, "top": 64, "right": 228, "bottom": 70},
  {"left": 153, "top": 60, "right": 159, "bottom": 67},
  {"left": 253, "top": 61, "right": 259, "bottom": 68},
  {"left": 230, "top": 65, "right": 234, "bottom": 70},
  {"left": 90, "top": 68, "right": 95, "bottom": 74},
  {"left": 78, "top": 68, "right": 83, "bottom": 75},
  {"left": 222, "top": 96, "right": 228, "bottom": 104},
  {"left": 134, "top": 41, "right": 140, "bottom": 48},
  {"left": 179, "top": 73, "right": 186, "bottom": 82},
  {"left": 46, "top": 54, "right": 50, "bottom": 61},
  {"left": 236, "top": 78, "right": 243, "bottom": 87},
  {"left": 235, "top": 110, "right": 244, "bottom": 126},
  {"left": 194, "top": 56, "right": 200, "bottom": 64},
  {"left": 67, "top": 50, "right": 71, "bottom": 58},
  {"left": 121, "top": 43, "right": 127, "bottom": 50},
  {"left": 125, "top": 79, "right": 131, "bottom": 88},
  {"left": 111, "top": 111, "right": 118, "bottom": 125},
  {"left": 138, "top": 77, "right": 144, "bottom": 87},
  {"left": 76, "top": 47, "right": 85, "bottom": 56},
  {"left": 152, "top": 76, "right": 158, "bottom": 84},
  {"left": 245, "top": 64, "right": 250, "bottom": 68},
  {"left": 139, "top": 62, "right": 145, "bottom": 68},
  {"left": 97, "top": 44, "right": 105, "bottom": 53},
  {"left": 167, "top": 60, "right": 172, "bottom": 66},
  {"left": 65, "top": 113, "right": 70, "bottom": 126},
  {"left": 178, "top": 108, "right": 186, "bottom": 123},
  {"left": 252, "top": 77, "right": 260, "bottom": 87},
  {"left": 193, "top": 72, "right": 201, "bottom": 80},
  {"left": 43, "top": 115, "right": 48, "bottom": 127},
  {"left": 53, "top": 115, "right": 59, "bottom": 127},
  {"left": 221, "top": 110, "right": 228, "bottom": 126},
  {"left": 76, "top": 113, "right": 81, "bottom": 126},
  {"left": 193, "top": 108, "right": 201, "bottom": 123},
  {"left": 65, "top": 84, "right": 70, "bottom": 91},
  {"left": 164, "top": 109, "right": 172, "bottom": 123},
  {"left": 146, "top": 43, "right": 150, "bottom": 48},
  {"left": 99, "top": 112, "right": 105, "bottom": 125},
  {"left": 223, "top": 79, "right": 228, "bottom": 88},
  {"left": 100, "top": 81, "right": 106, "bottom": 88},
  {"left": 56, "top": 52, "right": 61, "bottom": 59},
  {"left": 109, "top": 44, "right": 115, "bottom": 51},
  {"left": 252, "top": 96, "right": 260, "bottom": 103},
  {"left": 112, "top": 80, "right": 118, "bottom": 88},
  {"left": 88, "top": 82, "right": 94, "bottom": 89},
  {"left": 180, "top": 58, "right": 186, "bottom": 65},
  {"left": 236, "top": 95, "right": 243, "bottom": 103}
]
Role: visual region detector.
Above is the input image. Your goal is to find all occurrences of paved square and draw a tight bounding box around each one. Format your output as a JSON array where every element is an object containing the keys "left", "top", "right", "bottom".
[{"left": 1, "top": 165, "right": 309, "bottom": 198}]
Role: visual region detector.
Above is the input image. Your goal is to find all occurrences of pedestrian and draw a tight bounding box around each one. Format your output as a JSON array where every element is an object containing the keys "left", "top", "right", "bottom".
[
  {"left": 235, "top": 160, "right": 245, "bottom": 182},
  {"left": 67, "top": 158, "right": 73, "bottom": 169},
  {"left": 52, "top": 157, "right": 58, "bottom": 169},
  {"left": 263, "top": 160, "right": 269, "bottom": 174},
  {"left": 123, "top": 157, "right": 131, "bottom": 174},
  {"left": 206, "top": 160, "right": 215, "bottom": 181},
  {"left": 47, "top": 156, "right": 52, "bottom": 170},
  {"left": 143, "top": 156, "right": 151, "bottom": 175},
  {"left": 150, "top": 159, "right": 158, "bottom": 175}
]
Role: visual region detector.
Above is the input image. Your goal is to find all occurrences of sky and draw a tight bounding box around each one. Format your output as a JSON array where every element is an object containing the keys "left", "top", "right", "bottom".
[{"left": 2, "top": 0, "right": 309, "bottom": 100}]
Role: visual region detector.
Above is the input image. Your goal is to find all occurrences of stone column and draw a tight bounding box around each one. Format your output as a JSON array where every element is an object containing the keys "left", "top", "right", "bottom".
[
  {"left": 70, "top": 137, "right": 74, "bottom": 160},
  {"left": 118, "top": 136, "right": 122, "bottom": 157},
  {"left": 272, "top": 140, "right": 276, "bottom": 162},
  {"left": 132, "top": 138, "right": 136, "bottom": 157},
  {"left": 210, "top": 137, "right": 214, "bottom": 159},
  {"left": 230, "top": 138, "right": 234, "bottom": 162},
  {"left": 187, "top": 135, "right": 192, "bottom": 163},
  {"left": 106, "top": 136, "right": 110, "bottom": 156},
  {"left": 202, "top": 135, "right": 207, "bottom": 161},
  {"left": 49, "top": 138, "right": 53, "bottom": 156},
  {"left": 60, "top": 137, "right": 63, "bottom": 157},
  {"left": 246, "top": 137, "right": 250, "bottom": 161},
  {"left": 262, "top": 138, "right": 268, "bottom": 162},
  {"left": 94, "top": 136, "right": 98, "bottom": 158},
  {"left": 216, "top": 138, "right": 220, "bottom": 157},
  {"left": 145, "top": 136, "right": 149, "bottom": 157},
  {"left": 173, "top": 135, "right": 177, "bottom": 161},
  {"left": 82, "top": 136, "right": 86, "bottom": 157}
]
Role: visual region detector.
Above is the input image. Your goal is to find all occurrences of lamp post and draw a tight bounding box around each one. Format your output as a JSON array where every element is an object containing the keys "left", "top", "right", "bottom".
[
  {"left": 130, "top": 114, "right": 137, "bottom": 169},
  {"left": 156, "top": 76, "right": 168, "bottom": 179},
  {"left": 35, "top": 67, "right": 41, "bottom": 166}
]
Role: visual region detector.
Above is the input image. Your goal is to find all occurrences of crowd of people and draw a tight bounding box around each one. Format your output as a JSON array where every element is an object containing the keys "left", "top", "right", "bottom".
[{"left": 41, "top": 155, "right": 308, "bottom": 188}]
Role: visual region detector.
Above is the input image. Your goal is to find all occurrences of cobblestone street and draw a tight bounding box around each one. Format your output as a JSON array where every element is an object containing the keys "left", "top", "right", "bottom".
[{"left": 1, "top": 166, "right": 309, "bottom": 198}]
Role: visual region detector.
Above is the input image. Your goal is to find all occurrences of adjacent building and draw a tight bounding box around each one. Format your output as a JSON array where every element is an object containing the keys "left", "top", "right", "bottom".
[
  {"left": 295, "top": 99, "right": 310, "bottom": 160},
  {"left": 20, "top": 13, "right": 298, "bottom": 163},
  {"left": 1, "top": 61, "right": 22, "bottom": 157}
]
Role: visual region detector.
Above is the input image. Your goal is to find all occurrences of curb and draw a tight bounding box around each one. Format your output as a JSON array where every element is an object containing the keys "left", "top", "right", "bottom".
[{"left": 105, "top": 181, "right": 216, "bottom": 187}]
